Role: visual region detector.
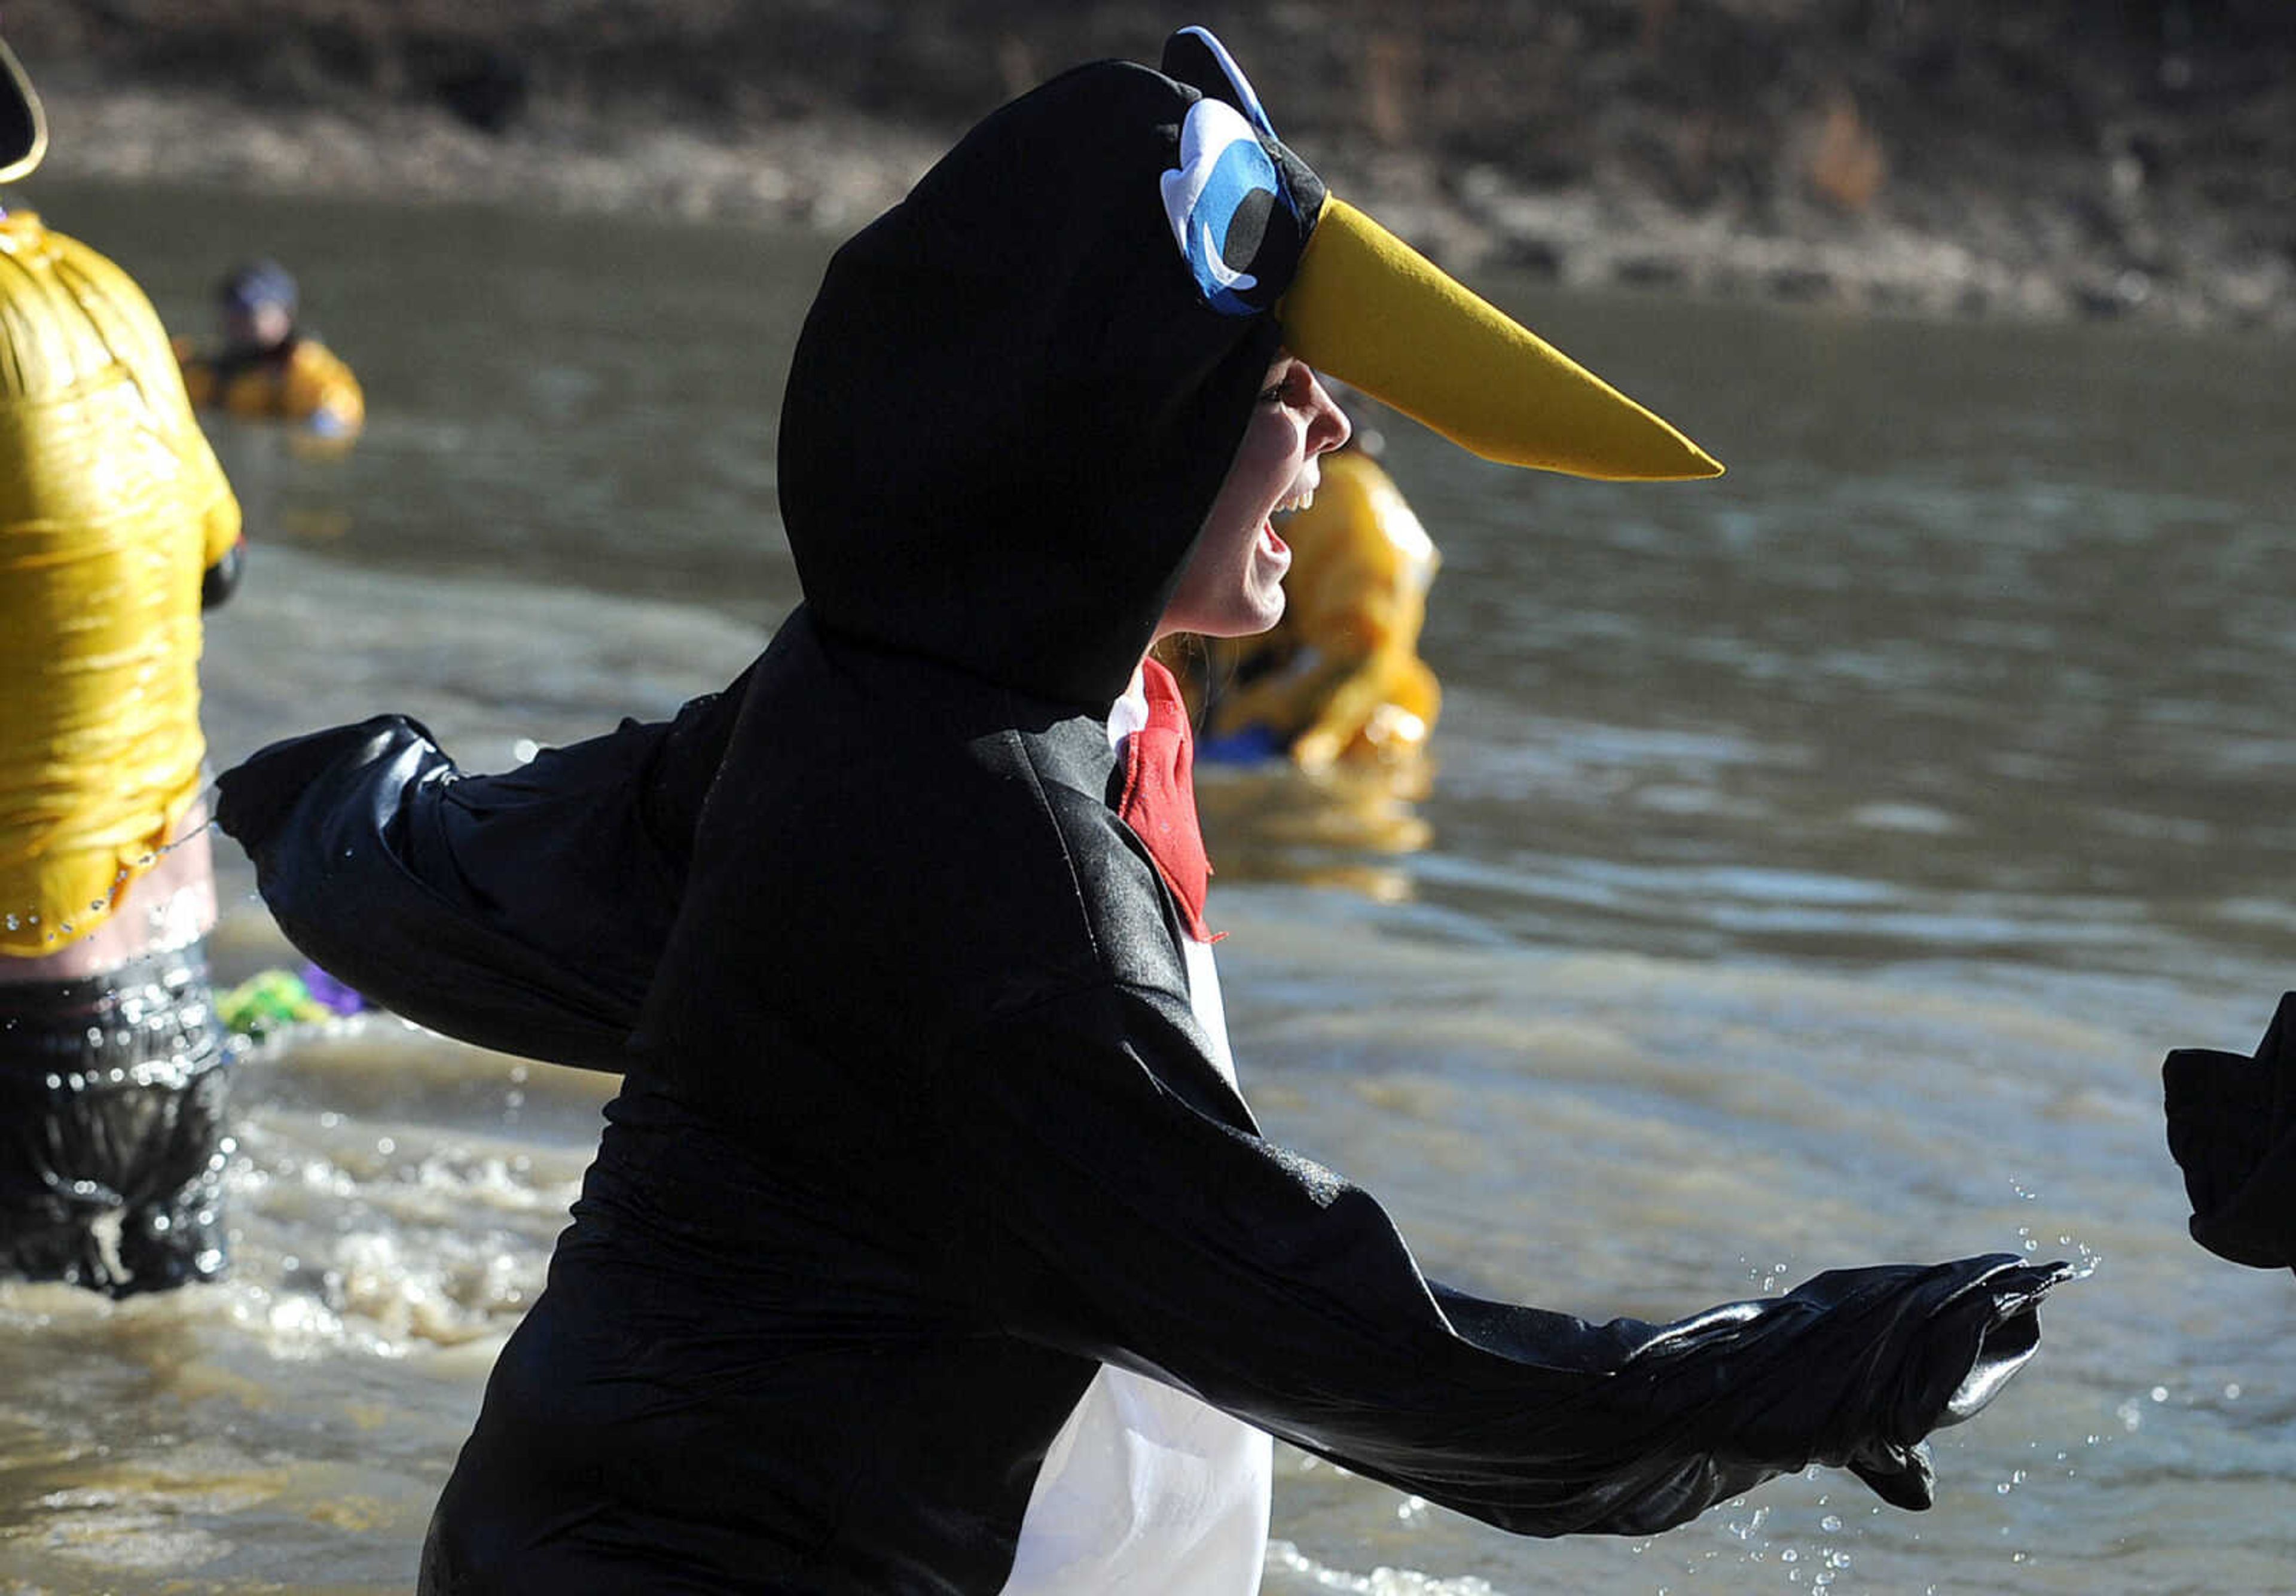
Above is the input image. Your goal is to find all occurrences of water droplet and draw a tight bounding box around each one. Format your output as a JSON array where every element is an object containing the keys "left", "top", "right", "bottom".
[
  {"left": 2225, "top": 1382, "right": 2242, "bottom": 1400},
  {"left": 2150, "top": 1386, "right": 2168, "bottom": 1403},
  {"left": 1821, "top": 1515, "right": 1843, "bottom": 1533}
]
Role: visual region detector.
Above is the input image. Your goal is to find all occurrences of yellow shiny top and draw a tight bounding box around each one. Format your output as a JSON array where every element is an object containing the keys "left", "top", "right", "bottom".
[
  {"left": 1195, "top": 448, "right": 1442, "bottom": 771},
  {"left": 1, "top": 210, "right": 241, "bottom": 956}
]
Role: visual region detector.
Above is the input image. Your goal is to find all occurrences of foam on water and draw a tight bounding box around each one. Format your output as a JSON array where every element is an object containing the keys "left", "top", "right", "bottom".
[{"left": 1264, "top": 1534, "right": 1504, "bottom": 1594}]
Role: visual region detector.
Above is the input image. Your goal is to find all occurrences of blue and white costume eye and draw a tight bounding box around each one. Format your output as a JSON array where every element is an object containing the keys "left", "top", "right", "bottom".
[{"left": 1160, "top": 97, "right": 1283, "bottom": 318}]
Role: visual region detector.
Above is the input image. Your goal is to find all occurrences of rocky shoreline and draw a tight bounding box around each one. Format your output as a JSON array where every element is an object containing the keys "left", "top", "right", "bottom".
[{"left": 12, "top": 4, "right": 2296, "bottom": 336}]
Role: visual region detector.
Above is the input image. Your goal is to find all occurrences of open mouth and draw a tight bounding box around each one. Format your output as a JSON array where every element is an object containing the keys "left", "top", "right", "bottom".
[{"left": 1265, "top": 481, "right": 1314, "bottom": 553}]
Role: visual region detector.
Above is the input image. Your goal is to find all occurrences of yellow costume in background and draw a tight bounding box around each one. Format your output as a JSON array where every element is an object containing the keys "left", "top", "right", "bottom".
[
  {"left": 174, "top": 331, "right": 364, "bottom": 444},
  {"left": 1, "top": 210, "right": 242, "bottom": 956},
  {"left": 1194, "top": 447, "right": 1441, "bottom": 771}
]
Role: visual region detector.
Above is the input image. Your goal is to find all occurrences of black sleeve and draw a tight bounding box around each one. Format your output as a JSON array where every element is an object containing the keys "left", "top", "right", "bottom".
[
  {"left": 212, "top": 665, "right": 755, "bottom": 1070},
  {"left": 2164, "top": 991, "right": 2296, "bottom": 1273},
  {"left": 201, "top": 539, "right": 246, "bottom": 611},
  {"left": 935, "top": 981, "right": 2068, "bottom": 1538}
]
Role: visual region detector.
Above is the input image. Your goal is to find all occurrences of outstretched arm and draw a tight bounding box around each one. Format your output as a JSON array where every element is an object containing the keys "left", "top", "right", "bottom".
[
  {"left": 214, "top": 664, "right": 754, "bottom": 1069},
  {"left": 936, "top": 981, "right": 2067, "bottom": 1537}
]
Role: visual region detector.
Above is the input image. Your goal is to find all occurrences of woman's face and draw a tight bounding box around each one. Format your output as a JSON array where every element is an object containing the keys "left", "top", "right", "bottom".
[{"left": 1159, "top": 354, "right": 1351, "bottom": 640}]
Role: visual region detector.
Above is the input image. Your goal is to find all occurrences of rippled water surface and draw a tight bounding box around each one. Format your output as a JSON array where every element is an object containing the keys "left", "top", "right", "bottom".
[{"left": 4, "top": 179, "right": 2294, "bottom": 1593}]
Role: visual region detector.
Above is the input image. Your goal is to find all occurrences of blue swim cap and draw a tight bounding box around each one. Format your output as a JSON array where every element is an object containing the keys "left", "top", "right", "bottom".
[{"left": 218, "top": 260, "right": 298, "bottom": 315}]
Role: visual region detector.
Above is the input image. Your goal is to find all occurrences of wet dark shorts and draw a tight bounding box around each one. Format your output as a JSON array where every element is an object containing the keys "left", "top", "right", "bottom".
[{"left": 0, "top": 944, "right": 234, "bottom": 1296}]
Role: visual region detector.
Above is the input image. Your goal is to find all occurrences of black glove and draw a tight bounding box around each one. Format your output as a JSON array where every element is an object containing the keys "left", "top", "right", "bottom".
[
  {"left": 214, "top": 716, "right": 423, "bottom": 861},
  {"left": 1837, "top": 1257, "right": 2067, "bottom": 1509}
]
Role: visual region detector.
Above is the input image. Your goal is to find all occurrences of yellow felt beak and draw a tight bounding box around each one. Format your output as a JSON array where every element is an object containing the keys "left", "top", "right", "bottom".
[
  {"left": 1278, "top": 198, "right": 1722, "bottom": 481},
  {"left": 1, "top": 36, "right": 47, "bottom": 185}
]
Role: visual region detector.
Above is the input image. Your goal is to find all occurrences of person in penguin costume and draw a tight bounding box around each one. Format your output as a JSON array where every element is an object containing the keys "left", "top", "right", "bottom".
[{"left": 216, "top": 27, "right": 2071, "bottom": 1595}]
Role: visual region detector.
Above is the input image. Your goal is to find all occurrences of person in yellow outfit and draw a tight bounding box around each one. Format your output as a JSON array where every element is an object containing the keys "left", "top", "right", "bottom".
[
  {"left": 1184, "top": 390, "right": 1442, "bottom": 774},
  {"left": 1, "top": 34, "right": 247, "bottom": 1295},
  {"left": 175, "top": 258, "right": 364, "bottom": 447}
]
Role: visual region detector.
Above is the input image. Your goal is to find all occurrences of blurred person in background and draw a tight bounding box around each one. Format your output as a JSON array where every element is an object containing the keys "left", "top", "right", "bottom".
[
  {"left": 175, "top": 257, "right": 364, "bottom": 548},
  {"left": 0, "top": 33, "right": 246, "bottom": 1295},
  {"left": 175, "top": 257, "right": 364, "bottom": 449},
  {"left": 1178, "top": 384, "right": 1443, "bottom": 775}
]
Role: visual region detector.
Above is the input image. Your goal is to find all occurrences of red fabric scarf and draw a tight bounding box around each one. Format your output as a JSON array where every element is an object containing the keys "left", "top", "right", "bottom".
[{"left": 1116, "top": 658, "right": 1217, "bottom": 943}]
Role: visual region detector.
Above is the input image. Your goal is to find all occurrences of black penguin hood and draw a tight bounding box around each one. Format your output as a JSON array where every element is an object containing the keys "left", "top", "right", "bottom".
[
  {"left": 777, "top": 26, "right": 1726, "bottom": 709},
  {"left": 777, "top": 38, "right": 1322, "bottom": 708}
]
